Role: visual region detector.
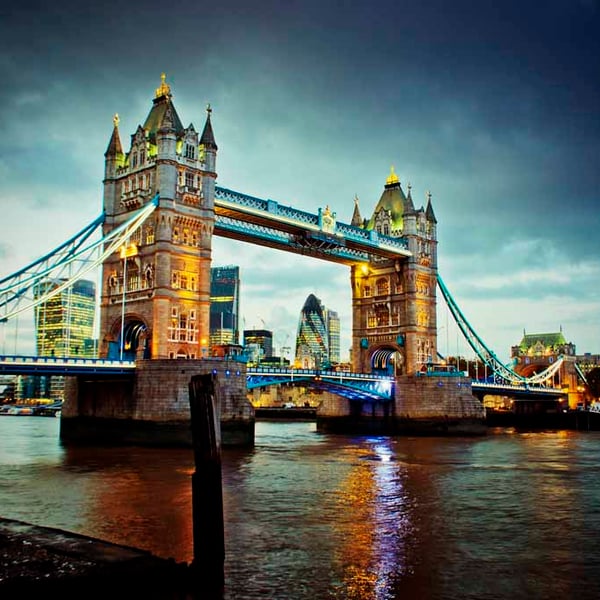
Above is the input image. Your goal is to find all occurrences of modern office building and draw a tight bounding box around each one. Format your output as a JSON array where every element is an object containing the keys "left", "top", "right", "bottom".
[
  {"left": 295, "top": 294, "right": 330, "bottom": 369},
  {"left": 324, "top": 307, "right": 340, "bottom": 365},
  {"left": 34, "top": 278, "right": 97, "bottom": 358},
  {"left": 209, "top": 265, "right": 240, "bottom": 349},
  {"left": 27, "top": 278, "right": 97, "bottom": 401},
  {"left": 243, "top": 329, "right": 273, "bottom": 364}
]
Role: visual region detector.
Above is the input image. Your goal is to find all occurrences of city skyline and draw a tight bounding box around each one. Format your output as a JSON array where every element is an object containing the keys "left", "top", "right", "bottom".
[{"left": 1, "top": 1, "right": 598, "bottom": 363}]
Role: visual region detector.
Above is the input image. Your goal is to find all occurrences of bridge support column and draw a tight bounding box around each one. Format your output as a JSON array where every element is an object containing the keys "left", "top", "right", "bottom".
[
  {"left": 316, "top": 374, "right": 486, "bottom": 435},
  {"left": 60, "top": 359, "right": 255, "bottom": 447}
]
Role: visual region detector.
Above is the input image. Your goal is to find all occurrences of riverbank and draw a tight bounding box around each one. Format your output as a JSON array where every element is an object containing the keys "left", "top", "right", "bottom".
[{"left": 0, "top": 518, "right": 193, "bottom": 598}]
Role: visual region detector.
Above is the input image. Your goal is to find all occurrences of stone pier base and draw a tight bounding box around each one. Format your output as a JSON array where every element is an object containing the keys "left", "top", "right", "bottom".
[
  {"left": 317, "top": 373, "right": 486, "bottom": 436},
  {"left": 60, "top": 358, "right": 255, "bottom": 447}
]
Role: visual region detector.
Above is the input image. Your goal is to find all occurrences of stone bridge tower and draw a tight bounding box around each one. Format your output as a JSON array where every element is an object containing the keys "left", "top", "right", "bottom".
[
  {"left": 100, "top": 74, "right": 217, "bottom": 360},
  {"left": 350, "top": 168, "right": 438, "bottom": 375}
]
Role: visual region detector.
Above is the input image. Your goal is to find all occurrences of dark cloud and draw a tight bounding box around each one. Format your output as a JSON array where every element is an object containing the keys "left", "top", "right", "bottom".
[{"left": 1, "top": 0, "right": 598, "bottom": 357}]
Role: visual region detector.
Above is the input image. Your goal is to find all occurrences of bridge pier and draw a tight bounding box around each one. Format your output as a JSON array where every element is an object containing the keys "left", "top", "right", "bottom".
[
  {"left": 317, "top": 374, "right": 486, "bottom": 435},
  {"left": 60, "top": 359, "right": 255, "bottom": 447}
]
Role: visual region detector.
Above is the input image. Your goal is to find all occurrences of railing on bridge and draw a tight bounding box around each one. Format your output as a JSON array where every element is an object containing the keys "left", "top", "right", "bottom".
[
  {"left": 214, "top": 186, "right": 411, "bottom": 265},
  {"left": 246, "top": 366, "right": 395, "bottom": 401},
  {"left": 0, "top": 355, "right": 136, "bottom": 376}
]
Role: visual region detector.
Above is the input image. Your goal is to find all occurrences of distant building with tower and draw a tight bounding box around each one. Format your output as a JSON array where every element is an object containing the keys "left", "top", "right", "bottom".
[{"left": 209, "top": 265, "right": 240, "bottom": 350}]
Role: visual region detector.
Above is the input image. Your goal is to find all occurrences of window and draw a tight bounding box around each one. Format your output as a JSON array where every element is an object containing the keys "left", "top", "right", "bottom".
[
  {"left": 376, "top": 278, "right": 389, "bottom": 296},
  {"left": 168, "top": 307, "right": 199, "bottom": 343},
  {"left": 185, "top": 172, "right": 194, "bottom": 188},
  {"left": 375, "top": 305, "right": 389, "bottom": 326},
  {"left": 185, "top": 144, "right": 195, "bottom": 159}
]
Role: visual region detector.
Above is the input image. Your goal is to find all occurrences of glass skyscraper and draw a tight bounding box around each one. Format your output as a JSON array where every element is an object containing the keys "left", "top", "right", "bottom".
[
  {"left": 324, "top": 307, "right": 341, "bottom": 365},
  {"left": 209, "top": 265, "right": 240, "bottom": 348},
  {"left": 34, "top": 278, "right": 97, "bottom": 358},
  {"left": 243, "top": 329, "right": 273, "bottom": 364},
  {"left": 28, "top": 278, "right": 96, "bottom": 401},
  {"left": 295, "top": 294, "right": 329, "bottom": 369}
]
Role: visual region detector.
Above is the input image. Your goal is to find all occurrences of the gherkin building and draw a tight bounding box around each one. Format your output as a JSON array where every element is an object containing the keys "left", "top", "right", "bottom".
[{"left": 295, "top": 294, "right": 329, "bottom": 369}]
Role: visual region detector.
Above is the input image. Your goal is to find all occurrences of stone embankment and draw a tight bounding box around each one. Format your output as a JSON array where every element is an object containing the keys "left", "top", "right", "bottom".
[{"left": 0, "top": 518, "right": 194, "bottom": 599}]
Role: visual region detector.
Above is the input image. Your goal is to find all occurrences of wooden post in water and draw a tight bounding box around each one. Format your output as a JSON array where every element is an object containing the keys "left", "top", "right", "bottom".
[{"left": 188, "top": 373, "right": 225, "bottom": 597}]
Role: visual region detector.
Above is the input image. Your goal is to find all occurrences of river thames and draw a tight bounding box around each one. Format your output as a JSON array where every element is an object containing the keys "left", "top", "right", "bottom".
[{"left": 1, "top": 417, "right": 599, "bottom": 599}]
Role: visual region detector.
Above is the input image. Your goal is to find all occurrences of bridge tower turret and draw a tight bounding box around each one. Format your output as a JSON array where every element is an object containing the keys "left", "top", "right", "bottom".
[
  {"left": 99, "top": 74, "right": 217, "bottom": 361},
  {"left": 350, "top": 168, "right": 438, "bottom": 375}
]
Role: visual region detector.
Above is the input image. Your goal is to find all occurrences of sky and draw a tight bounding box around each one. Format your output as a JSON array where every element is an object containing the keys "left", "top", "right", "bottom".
[{"left": 1, "top": 0, "right": 599, "bottom": 363}]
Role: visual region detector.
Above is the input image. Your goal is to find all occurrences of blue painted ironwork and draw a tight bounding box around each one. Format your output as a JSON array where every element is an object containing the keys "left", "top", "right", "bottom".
[
  {"left": 246, "top": 366, "right": 394, "bottom": 401},
  {"left": 437, "top": 274, "right": 566, "bottom": 386},
  {"left": 0, "top": 195, "right": 159, "bottom": 323},
  {"left": 471, "top": 380, "right": 565, "bottom": 399},
  {"left": 214, "top": 186, "right": 410, "bottom": 265}
]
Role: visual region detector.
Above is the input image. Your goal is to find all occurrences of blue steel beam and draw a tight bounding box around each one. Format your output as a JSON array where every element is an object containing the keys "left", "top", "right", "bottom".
[
  {"left": 246, "top": 367, "right": 394, "bottom": 401},
  {"left": 214, "top": 186, "right": 411, "bottom": 265}
]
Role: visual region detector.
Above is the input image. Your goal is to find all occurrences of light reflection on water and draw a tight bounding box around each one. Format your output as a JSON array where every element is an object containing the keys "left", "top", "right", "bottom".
[{"left": 1, "top": 418, "right": 600, "bottom": 599}]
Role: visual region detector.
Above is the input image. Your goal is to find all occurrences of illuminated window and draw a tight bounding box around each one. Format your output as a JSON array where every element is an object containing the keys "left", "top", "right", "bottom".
[
  {"left": 376, "top": 278, "right": 389, "bottom": 296},
  {"left": 364, "top": 285, "right": 371, "bottom": 297},
  {"left": 185, "top": 172, "right": 194, "bottom": 188},
  {"left": 145, "top": 225, "right": 155, "bottom": 245}
]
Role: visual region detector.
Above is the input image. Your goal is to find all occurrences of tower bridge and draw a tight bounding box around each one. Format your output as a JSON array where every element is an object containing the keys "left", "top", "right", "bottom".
[{"left": 0, "top": 75, "right": 578, "bottom": 445}]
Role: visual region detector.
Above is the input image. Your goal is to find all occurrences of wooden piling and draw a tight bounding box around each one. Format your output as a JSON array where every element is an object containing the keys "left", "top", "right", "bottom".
[{"left": 188, "top": 373, "right": 225, "bottom": 598}]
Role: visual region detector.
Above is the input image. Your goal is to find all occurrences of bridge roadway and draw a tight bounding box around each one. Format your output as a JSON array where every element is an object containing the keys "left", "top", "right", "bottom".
[{"left": 0, "top": 356, "right": 566, "bottom": 402}]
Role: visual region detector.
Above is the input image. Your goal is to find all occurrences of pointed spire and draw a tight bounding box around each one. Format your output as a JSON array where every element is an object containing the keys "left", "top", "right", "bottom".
[
  {"left": 200, "top": 103, "right": 218, "bottom": 150},
  {"left": 159, "top": 100, "right": 176, "bottom": 133},
  {"left": 351, "top": 194, "right": 363, "bottom": 227},
  {"left": 405, "top": 182, "right": 415, "bottom": 212},
  {"left": 425, "top": 190, "right": 437, "bottom": 223},
  {"left": 105, "top": 113, "right": 124, "bottom": 157}
]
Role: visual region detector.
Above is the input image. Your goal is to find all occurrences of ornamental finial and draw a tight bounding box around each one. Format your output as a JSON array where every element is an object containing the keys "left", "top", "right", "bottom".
[
  {"left": 113, "top": 113, "right": 119, "bottom": 127},
  {"left": 386, "top": 165, "right": 399, "bottom": 185},
  {"left": 155, "top": 73, "right": 171, "bottom": 98},
  {"left": 206, "top": 103, "right": 212, "bottom": 115}
]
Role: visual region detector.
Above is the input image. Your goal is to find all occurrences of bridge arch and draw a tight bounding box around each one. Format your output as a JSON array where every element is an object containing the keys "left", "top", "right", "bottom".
[
  {"left": 106, "top": 316, "right": 150, "bottom": 360},
  {"left": 370, "top": 345, "right": 404, "bottom": 376}
]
